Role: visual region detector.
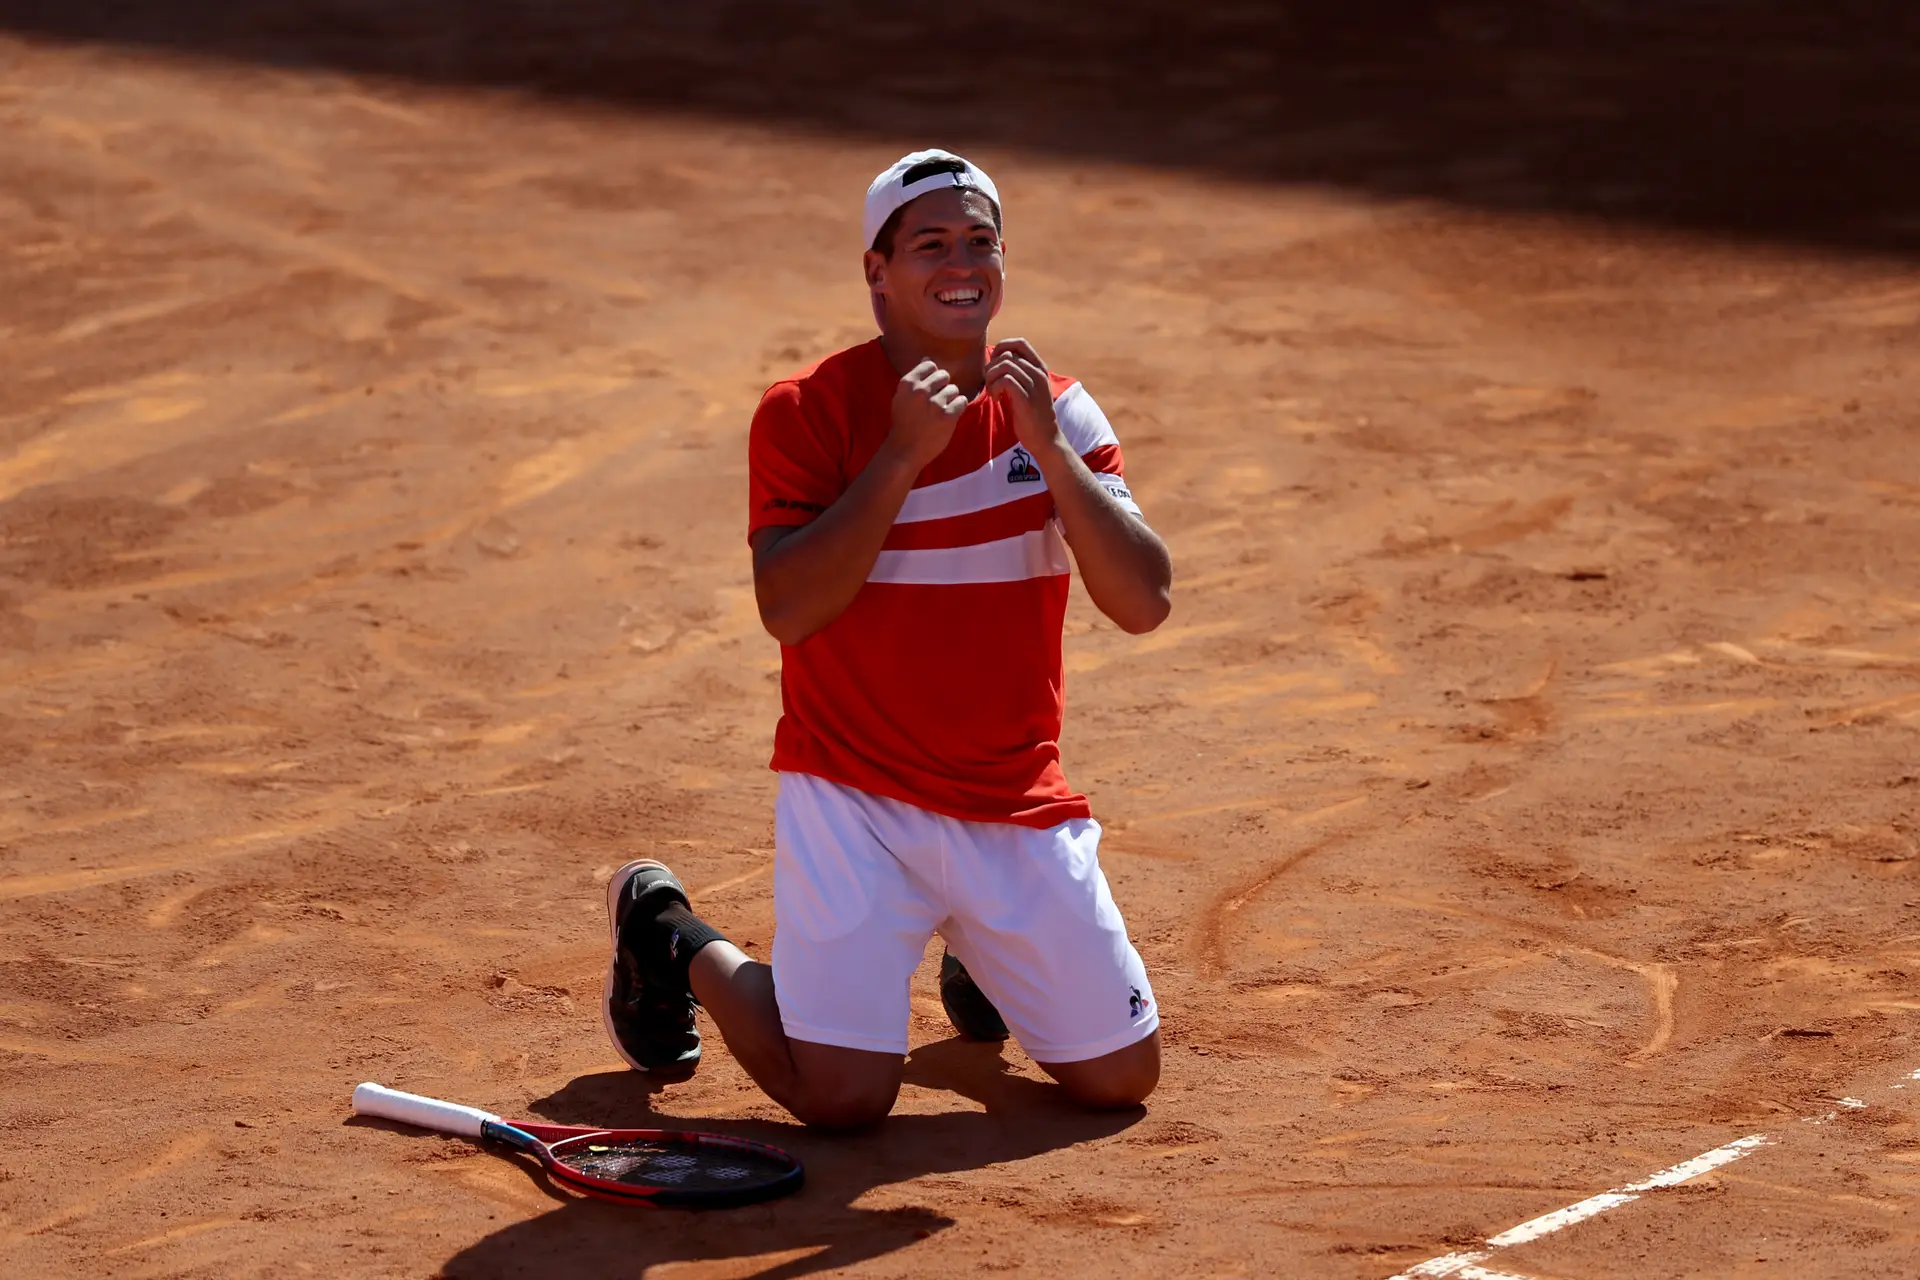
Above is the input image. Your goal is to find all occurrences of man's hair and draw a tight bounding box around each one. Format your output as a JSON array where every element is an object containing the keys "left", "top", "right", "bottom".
[{"left": 870, "top": 157, "right": 1003, "bottom": 258}]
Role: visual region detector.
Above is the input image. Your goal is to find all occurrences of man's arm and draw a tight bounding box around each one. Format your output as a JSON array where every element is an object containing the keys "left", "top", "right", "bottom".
[
  {"left": 752, "top": 359, "right": 967, "bottom": 645},
  {"left": 1027, "top": 438, "right": 1172, "bottom": 634},
  {"left": 986, "top": 339, "right": 1172, "bottom": 634}
]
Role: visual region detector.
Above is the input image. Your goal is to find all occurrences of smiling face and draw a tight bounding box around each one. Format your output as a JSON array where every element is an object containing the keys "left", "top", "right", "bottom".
[{"left": 864, "top": 186, "right": 1005, "bottom": 349}]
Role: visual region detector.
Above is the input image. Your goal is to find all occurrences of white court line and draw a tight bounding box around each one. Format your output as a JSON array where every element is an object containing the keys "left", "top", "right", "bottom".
[
  {"left": 1385, "top": 1063, "right": 1920, "bottom": 1280},
  {"left": 1393, "top": 1253, "right": 1496, "bottom": 1279},
  {"left": 1615, "top": 1134, "right": 1773, "bottom": 1194},
  {"left": 1483, "top": 1191, "right": 1640, "bottom": 1248},
  {"left": 1383, "top": 1136, "right": 1771, "bottom": 1278},
  {"left": 1804, "top": 1097, "right": 1868, "bottom": 1127}
]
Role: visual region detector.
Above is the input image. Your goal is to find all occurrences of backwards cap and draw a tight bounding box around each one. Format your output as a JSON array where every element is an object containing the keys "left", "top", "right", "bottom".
[{"left": 862, "top": 149, "right": 1001, "bottom": 252}]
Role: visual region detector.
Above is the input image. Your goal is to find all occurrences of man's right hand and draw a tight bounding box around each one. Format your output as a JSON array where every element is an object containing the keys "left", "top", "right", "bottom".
[
  {"left": 751, "top": 360, "right": 969, "bottom": 645},
  {"left": 886, "top": 359, "right": 968, "bottom": 470}
]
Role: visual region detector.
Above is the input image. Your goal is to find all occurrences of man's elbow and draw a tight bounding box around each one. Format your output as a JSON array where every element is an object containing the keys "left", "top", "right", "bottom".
[
  {"left": 758, "top": 602, "right": 813, "bottom": 647},
  {"left": 1112, "top": 586, "right": 1172, "bottom": 635},
  {"left": 753, "top": 585, "right": 810, "bottom": 647}
]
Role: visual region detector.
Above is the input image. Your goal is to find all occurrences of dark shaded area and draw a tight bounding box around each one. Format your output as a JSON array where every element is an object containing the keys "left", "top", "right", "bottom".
[
  {"left": 373, "top": 1041, "right": 1140, "bottom": 1279},
  {"left": 3, "top": 1, "right": 1917, "bottom": 257}
]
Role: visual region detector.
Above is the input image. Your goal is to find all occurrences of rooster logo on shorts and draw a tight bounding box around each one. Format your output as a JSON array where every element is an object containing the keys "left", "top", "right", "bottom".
[{"left": 1128, "top": 987, "right": 1146, "bottom": 1018}]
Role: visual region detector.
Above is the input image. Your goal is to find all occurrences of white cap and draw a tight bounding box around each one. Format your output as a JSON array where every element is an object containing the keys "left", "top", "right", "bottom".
[{"left": 862, "top": 149, "right": 1001, "bottom": 252}]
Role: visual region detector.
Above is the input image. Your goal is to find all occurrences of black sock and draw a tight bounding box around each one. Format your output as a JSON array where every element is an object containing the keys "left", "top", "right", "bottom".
[{"left": 644, "top": 902, "right": 728, "bottom": 998}]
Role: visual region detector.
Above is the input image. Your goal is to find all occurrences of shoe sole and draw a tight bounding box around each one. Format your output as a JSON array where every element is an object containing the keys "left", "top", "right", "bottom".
[{"left": 600, "top": 858, "right": 694, "bottom": 1076}]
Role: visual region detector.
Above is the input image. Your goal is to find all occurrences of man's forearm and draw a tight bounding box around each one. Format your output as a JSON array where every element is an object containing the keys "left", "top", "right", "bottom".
[
  {"left": 753, "top": 448, "right": 920, "bottom": 644},
  {"left": 1033, "top": 440, "right": 1172, "bottom": 634}
]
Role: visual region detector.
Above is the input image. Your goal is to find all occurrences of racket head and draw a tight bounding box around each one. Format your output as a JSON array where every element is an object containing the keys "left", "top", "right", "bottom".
[{"left": 492, "top": 1121, "right": 804, "bottom": 1208}]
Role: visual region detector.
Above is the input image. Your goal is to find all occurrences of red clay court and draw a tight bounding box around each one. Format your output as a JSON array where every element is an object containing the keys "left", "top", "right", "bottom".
[{"left": 2, "top": 5, "right": 1917, "bottom": 1276}]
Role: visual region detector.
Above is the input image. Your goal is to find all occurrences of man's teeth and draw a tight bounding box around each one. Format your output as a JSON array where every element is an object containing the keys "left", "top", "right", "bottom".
[{"left": 937, "top": 288, "right": 982, "bottom": 304}]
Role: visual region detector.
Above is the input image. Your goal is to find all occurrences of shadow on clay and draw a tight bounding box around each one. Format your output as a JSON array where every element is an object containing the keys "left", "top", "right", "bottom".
[
  {"left": 2, "top": 1, "right": 1914, "bottom": 259},
  {"left": 358, "top": 1037, "right": 1141, "bottom": 1279}
]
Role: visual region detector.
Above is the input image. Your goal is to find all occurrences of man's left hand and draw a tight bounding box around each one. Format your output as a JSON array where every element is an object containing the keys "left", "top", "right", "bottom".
[{"left": 986, "top": 338, "right": 1064, "bottom": 455}]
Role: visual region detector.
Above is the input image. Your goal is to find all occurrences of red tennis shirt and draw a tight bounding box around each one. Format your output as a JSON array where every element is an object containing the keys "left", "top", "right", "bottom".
[{"left": 747, "top": 340, "right": 1140, "bottom": 829}]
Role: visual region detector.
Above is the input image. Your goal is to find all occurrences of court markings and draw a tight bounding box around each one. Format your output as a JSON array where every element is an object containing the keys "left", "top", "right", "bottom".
[{"left": 1383, "top": 1067, "right": 1916, "bottom": 1279}]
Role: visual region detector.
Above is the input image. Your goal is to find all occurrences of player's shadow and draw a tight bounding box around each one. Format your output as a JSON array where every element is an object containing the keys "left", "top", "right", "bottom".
[{"left": 422, "top": 1037, "right": 1142, "bottom": 1279}]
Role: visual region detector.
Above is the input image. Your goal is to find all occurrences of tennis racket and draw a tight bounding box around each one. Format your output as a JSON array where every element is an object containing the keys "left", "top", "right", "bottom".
[{"left": 351, "top": 1082, "right": 803, "bottom": 1208}]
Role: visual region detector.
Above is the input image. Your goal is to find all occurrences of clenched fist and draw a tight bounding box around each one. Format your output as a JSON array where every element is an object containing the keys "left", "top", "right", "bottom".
[
  {"left": 985, "top": 338, "right": 1064, "bottom": 455},
  {"left": 886, "top": 358, "right": 969, "bottom": 470}
]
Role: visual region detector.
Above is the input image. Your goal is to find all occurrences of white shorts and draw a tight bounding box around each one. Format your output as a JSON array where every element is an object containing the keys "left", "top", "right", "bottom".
[{"left": 771, "top": 771, "right": 1158, "bottom": 1064}]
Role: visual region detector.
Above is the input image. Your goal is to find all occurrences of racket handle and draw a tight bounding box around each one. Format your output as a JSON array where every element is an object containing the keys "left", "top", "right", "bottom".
[{"left": 352, "top": 1082, "right": 498, "bottom": 1138}]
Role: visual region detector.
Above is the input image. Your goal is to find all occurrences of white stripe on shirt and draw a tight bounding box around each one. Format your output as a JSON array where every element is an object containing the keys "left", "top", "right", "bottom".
[
  {"left": 1053, "top": 382, "right": 1119, "bottom": 455},
  {"left": 894, "top": 384, "right": 1138, "bottom": 524},
  {"left": 868, "top": 524, "right": 1072, "bottom": 585},
  {"left": 895, "top": 443, "right": 1042, "bottom": 524}
]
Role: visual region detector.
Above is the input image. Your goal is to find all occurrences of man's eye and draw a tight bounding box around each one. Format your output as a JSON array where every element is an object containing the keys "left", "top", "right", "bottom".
[{"left": 915, "top": 240, "right": 942, "bottom": 253}]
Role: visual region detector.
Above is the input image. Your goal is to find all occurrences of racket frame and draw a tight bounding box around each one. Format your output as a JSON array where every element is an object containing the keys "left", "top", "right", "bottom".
[
  {"left": 353, "top": 1082, "right": 803, "bottom": 1208},
  {"left": 484, "top": 1118, "right": 805, "bottom": 1207}
]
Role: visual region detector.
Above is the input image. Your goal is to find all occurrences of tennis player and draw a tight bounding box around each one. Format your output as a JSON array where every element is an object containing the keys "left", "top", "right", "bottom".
[{"left": 601, "top": 150, "right": 1171, "bottom": 1128}]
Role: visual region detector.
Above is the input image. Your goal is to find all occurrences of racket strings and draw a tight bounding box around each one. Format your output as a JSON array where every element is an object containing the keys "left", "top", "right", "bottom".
[{"left": 556, "top": 1138, "right": 793, "bottom": 1191}]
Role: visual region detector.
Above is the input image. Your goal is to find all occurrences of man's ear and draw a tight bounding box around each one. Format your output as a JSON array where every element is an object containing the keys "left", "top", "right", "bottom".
[
  {"left": 990, "top": 239, "right": 1006, "bottom": 321},
  {"left": 863, "top": 248, "right": 889, "bottom": 329}
]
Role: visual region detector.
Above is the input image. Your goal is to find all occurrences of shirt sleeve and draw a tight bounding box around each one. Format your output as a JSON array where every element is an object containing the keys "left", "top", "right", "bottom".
[
  {"left": 748, "top": 380, "right": 844, "bottom": 542},
  {"left": 1051, "top": 380, "right": 1142, "bottom": 516}
]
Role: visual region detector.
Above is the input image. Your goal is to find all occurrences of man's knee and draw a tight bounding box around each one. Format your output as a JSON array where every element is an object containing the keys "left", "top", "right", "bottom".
[
  {"left": 786, "top": 1040, "right": 903, "bottom": 1130},
  {"left": 1045, "top": 1033, "right": 1161, "bottom": 1109},
  {"left": 1062, "top": 1062, "right": 1159, "bottom": 1110},
  {"left": 1067, "top": 1073, "right": 1157, "bottom": 1110},
  {"left": 790, "top": 1076, "right": 899, "bottom": 1130}
]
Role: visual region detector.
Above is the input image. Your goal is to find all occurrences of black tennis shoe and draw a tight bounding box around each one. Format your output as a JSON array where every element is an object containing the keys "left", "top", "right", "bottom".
[
  {"left": 939, "top": 948, "right": 1010, "bottom": 1042},
  {"left": 602, "top": 859, "right": 701, "bottom": 1078}
]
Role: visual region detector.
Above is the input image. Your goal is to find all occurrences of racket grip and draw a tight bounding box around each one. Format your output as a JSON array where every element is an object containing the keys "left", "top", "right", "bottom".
[{"left": 352, "top": 1082, "right": 498, "bottom": 1138}]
